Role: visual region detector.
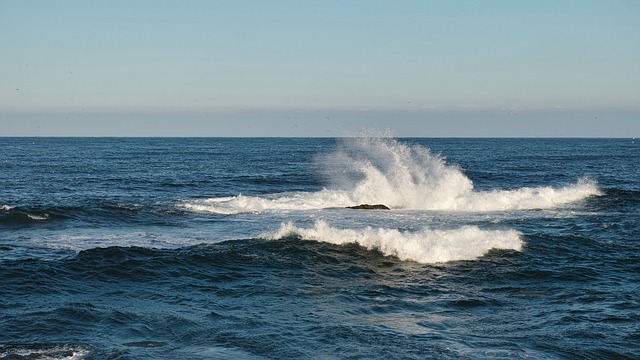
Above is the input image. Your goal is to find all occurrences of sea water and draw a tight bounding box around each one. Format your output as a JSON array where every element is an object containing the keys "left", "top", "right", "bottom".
[{"left": 1, "top": 137, "right": 638, "bottom": 359}]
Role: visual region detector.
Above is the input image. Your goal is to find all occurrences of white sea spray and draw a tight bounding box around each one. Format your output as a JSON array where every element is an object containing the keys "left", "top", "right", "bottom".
[{"left": 183, "top": 137, "right": 601, "bottom": 214}]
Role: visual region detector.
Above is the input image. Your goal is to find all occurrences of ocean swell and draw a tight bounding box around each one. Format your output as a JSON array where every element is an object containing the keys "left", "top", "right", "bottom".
[{"left": 266, "top": 220, "right": 524, "bottom": 264}]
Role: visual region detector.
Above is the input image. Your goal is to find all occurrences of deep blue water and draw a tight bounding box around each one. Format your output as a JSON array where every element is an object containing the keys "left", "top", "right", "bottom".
[{"left": 1, "top": 137, "right": 638, "bottom": 359}]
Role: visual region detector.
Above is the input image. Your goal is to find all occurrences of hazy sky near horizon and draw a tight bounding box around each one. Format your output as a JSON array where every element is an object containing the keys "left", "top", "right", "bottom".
[{"left": 1, "top": 0, "right": 639, "bottom": 136}]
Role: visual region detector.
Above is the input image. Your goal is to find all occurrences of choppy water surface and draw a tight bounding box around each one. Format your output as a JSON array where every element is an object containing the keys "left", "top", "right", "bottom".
[{"left": 1, "top": 137, "right": 638, "bottom": 359}]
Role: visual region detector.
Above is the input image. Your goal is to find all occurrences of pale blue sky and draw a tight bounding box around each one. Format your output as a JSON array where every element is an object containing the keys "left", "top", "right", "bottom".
[{"left": 1, "top": 0, "right": 639, "bottom": 136}]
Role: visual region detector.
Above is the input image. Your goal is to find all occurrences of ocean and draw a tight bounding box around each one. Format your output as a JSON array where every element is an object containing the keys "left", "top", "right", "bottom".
[{"left": 1, "top": 136, "right": 638, "bottom": 359}]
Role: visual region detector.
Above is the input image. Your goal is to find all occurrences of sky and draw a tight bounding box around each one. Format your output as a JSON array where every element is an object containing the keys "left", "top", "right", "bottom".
[{"left": 1, "top": 0, "right": 639, "bottom": 137}]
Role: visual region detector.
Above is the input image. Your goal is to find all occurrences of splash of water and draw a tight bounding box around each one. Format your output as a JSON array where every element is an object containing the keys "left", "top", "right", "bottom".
[
  {"left": 183, "top": 136, "right": 601, "bottom": 214},
  {"left": 318, "top": 136, "right": 474, "bottom": 209},
  {"left": 266, "top": 220, "right": 523, "bottom": 264}
]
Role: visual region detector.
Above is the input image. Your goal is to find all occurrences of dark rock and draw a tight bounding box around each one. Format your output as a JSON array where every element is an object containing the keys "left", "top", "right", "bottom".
[{"left": 346, "top": 204, "right": 390, "bottom": 210}]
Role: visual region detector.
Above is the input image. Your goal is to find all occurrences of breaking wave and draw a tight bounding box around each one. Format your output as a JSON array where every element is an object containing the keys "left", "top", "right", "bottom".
[
  {"left": 183, "top": 137, "right": 601, "bottom": 214},
  {"left": 0, "top": 344, "right": 90, "bottom": 360},
  {"left": 266, "top": 220, "right": 523, "bottom": 264}
]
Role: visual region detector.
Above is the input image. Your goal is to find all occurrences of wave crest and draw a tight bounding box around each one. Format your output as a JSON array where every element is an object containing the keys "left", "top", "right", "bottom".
[{"left": 266, "top": 220, "right": 523, "bottom": 264}]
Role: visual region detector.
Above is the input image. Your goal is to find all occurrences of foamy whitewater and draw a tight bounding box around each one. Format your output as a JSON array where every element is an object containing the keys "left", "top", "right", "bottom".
[
  {"left": 184, "top": 137, "right": 600, "bottom": 214},
  {"left": 267, "top": 220, "right": 523, "bottom": 263},
  {"left": 182, "top": 137, "right": 600, "bottom": 264}
]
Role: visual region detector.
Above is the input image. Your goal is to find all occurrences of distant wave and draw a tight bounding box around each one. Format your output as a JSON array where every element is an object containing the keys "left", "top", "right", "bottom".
[
  {"left": 265, "top": 220, "right": 523, "bottom": 264},
  {"left": 0, "top": 344, "right": 90, "bottom": 360},
  {"left": 0, "top": 203, "right": 152, "bottom": 227},
  {"left": 182, "top": 137, "right": 602, "bottom": 215},
  {"left": 0, "top": 205, "right": 60, "bottom": 225}
]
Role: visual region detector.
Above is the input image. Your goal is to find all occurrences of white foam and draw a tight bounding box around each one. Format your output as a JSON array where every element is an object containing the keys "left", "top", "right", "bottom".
[
  {"left": 265, "top": 220, "right": 523, "bottom": 264},
  {"left": 27, "top": 213, "right": 50, "bottom": 220},
  {"left": 182, "top": 190, "right": 354, "bottom": 215},
  {"left": 1, "top": 205, "right": 15, "bottom": 211},
  {"left": 0, "top": 345, "right": 89, "bottom": 360},
  {"left": 317, "top": 136, "right": 602, "bottom": 211},
  {"left": 458, "top": 178, "right": 601, "bottom": 211},
  {"left": 182, "top": 137, "right": 601, "bottom": 215},
  {"left": 264, "top": 220, "right": 523, "bottom": 263}
]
